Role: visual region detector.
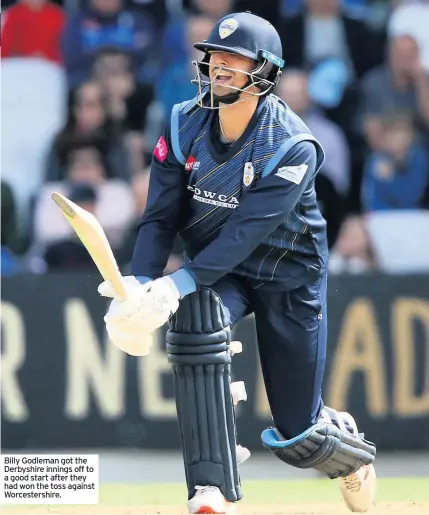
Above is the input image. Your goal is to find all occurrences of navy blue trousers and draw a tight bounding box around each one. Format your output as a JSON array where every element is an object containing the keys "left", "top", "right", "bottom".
[{"left": 211, "top": 272, "right": 327, "bottom": 439}]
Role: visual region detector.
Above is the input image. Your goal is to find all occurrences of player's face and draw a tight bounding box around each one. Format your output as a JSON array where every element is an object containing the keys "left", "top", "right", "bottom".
[{"left": 208, "top": 51, "right": 255, "bottom": 97}]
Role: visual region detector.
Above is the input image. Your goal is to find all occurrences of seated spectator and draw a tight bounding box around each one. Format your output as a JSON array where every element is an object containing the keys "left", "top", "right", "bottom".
[
  {"left": 161, "top": 0, "right": 232, "bottom": 70},
  {"left": 280, "top": 0, "right": 383, "bottom": 80},
  {"left": 45, "top": 80, "right": 132, "bottom": 181},
  {"left": 1, "top": 0, "right": 64, "bottom": 65},
  {"left": 92, "top": 47, "right": 154, "bottom": 172},
  {"left": 329, "top": 215, "right": 377, "bottom": 273},
  {"left": 157, "top": 15, "right": 214, "bottom": 119},
  {"left": 278, "top": 69, "right": 349, "bottom": 246},
  {"left": 62, "top": 0, "right": 156, "bottom": 87},
  {"left": 360, "top": 34, "right": 429, "bottom": 152},
  {"left": 43, "top": 184, "right": 100, "bottom": 270},
  {"left": 35, "top": 142, "right": 135, "bottom": 251},
  {"left": 388, "top": 0, "right": 429, "bottom": 72},
  {"left": 361, "top": 112, "right": 429, "bottom": 212}
]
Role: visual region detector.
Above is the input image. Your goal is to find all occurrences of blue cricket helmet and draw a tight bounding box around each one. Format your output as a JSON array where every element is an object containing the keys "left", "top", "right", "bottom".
[{"left": 192, "top": 12, "right": 285, "bottom": 106}]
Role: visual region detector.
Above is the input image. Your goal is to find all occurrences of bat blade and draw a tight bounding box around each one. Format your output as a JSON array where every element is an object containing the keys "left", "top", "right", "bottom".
[{"left": 51, "top": 192, "right": 127, "bottom": 300}]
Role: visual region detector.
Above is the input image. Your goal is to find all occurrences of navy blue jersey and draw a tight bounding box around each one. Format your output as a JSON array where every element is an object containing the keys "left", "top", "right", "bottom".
[{"left": 132, "top": 93, "right": 328, "bottom": 292}]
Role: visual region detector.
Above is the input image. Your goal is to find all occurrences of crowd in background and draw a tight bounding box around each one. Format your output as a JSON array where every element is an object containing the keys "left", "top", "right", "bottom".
[{"left": 2, "top": 0, "right": 429, "bottom": 277}]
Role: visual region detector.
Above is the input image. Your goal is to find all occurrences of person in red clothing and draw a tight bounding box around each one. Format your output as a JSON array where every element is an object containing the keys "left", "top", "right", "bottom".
[{"left": 1, "top": 0, "right": 64, "bottom": 65}]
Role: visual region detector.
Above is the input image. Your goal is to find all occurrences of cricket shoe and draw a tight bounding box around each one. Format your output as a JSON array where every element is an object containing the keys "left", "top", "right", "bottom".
[
  {"left": 337, "top": 412, "right": 376, "bottom": 512},
  {"left": 188, "top": 486, "right": 236, "bottom": 514},
  {"left": 339, "top": 464, "right": 376, "bottom": 512}
]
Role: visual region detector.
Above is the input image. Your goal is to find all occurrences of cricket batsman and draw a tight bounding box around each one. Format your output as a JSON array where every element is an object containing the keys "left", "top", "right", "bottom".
[{"left": 99, "top": 12, "right": 376, "bottom": 514}]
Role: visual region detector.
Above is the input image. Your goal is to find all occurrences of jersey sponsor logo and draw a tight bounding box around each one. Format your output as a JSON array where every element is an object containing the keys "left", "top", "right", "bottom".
[
  {"left": 219, "top": 18, "right": 238, "bottom": 39},
  {"left": 187, "top": 186, "right": 239, "bottom": 209},
  {"left": 275, "top": 164, "right": 308, "bottom": 185},
  {"left": 185, "top": 156, "right": 200, "bottom": 172},
  {"left": 243, "top": 162, "right": 255, "bottom": 187},
  {"left": 153, "top": 136, "right": 168, "bottom": 162}
]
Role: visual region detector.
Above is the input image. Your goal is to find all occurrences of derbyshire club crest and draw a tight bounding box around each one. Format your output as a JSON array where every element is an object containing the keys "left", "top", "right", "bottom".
[
  {"left": 243, "top": 162, "right": 255, "bottom": 187},
  {"left": 219, "top": 19, "right": 238, "bottom": 39}
]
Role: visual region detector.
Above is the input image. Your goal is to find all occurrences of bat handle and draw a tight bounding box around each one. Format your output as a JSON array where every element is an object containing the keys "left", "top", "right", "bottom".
[{"left": 111, "top": 275, "right": 128, "bottom": 301}]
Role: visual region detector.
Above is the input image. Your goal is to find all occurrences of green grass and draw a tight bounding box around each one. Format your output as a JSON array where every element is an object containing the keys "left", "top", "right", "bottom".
[
  {"left": 99, "top": 478, "right": 429, "bottom": 505},
  {"left": 3, "top": 478, "right": 428, "bottom": 510}
]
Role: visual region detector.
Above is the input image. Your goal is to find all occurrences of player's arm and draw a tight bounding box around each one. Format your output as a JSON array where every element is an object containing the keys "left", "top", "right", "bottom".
[
  {"left": 130, "top": 128, "right": 188, "bottom": 282},
  {"left": 179, "top": 141, "right": 319, "bottom": 288}
]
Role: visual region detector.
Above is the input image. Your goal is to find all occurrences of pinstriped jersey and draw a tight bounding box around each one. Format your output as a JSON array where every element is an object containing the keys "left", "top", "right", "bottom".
[{"left": 132, "top": 94, "right": 328, "bottom": 291}]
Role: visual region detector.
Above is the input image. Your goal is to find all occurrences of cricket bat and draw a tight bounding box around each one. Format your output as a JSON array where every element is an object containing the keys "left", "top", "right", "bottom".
[{"left": 51, "top": 192, "right": 128, "bottom": 300}]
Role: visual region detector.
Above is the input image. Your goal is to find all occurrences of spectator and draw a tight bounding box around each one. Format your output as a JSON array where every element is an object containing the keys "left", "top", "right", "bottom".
[
  {"left": 92, "top": 47, "right": 154, "bottom": 172},
  {"left": 45, "top": 80, "right": 132, "bottom": 181},
  {"left": 62, "top": 0, "right": 156, "bottom": 87},
  {"left": 43, "top": 183, "right": 100, "bottom": 270},
  {"left": 361, "top": 112, "right": 429, "bottom": 212},
  {"left": 280, "top": 0, "right": 383, "bottom": 80},
  {"left": 278, "top": 69, "right": 349, "bottom": 246},
  {"left": 35, "top": 142, "right": 135, "bottom": 251},
  {"left": 161, "top": 0, "right": 232, "bottom": 70},
  {"left": 329, "top": 215, "right": 377, "bottom": 273},
  {"left": 157, "top": 15, "right": 214, "bottom": 119},
  {"left": 360, "top": 34, "right": 429, "bottom": 152},
  {"left": 388, "top": 0, "right": 429, "bottom": 72},
  {"left": 1, "top": 0, "right": 64, "bottom": 66}
]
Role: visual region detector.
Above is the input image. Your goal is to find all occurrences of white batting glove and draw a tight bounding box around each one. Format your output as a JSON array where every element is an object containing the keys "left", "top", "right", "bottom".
[{"left": 98, "top": 275, "right": 180, "bottom": 356}]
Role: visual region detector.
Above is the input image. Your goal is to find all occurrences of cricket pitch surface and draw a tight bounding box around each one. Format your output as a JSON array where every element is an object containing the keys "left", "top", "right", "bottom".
[
  {"left": 2, "top": 478, "right": 428, "bottom": 515},
  {"left": 1, "top": 502, "right": 428, "bottom": 514}
]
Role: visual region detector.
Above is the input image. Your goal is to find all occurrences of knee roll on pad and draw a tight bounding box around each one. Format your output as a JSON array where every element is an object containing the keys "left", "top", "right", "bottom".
[
  {"left": 166, "top": 288, "right": 243, "bottom": 502},
  {"left": 261, "top": 408, "right": 376, "bottom": 479}
]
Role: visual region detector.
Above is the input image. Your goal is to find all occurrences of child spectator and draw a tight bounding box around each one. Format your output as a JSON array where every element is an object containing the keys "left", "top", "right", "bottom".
[{"left": 362, "top": 112, "right": 429, "bottom": 212}]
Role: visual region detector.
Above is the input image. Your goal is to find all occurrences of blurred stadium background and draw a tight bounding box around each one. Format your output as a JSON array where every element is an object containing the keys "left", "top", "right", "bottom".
[{"left": 1, "top": 0, "right": 429, "bottom": 512}]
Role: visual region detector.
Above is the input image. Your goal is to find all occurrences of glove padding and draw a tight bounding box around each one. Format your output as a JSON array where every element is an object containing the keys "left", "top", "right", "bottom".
[{"left": 98, "top": 275, "right": 180, "bottom": 356}]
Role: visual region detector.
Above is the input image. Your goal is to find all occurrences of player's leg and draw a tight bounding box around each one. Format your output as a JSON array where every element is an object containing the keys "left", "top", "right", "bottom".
[
  {"left": 253, "top": 271, "right": 376, "bottom": 512},
  {"left": 166, "top": 275, "right": 251, "bottom": 514}
]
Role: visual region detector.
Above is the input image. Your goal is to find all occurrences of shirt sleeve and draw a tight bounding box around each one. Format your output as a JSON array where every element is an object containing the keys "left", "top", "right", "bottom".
[
  {"left": 131, "top": 127, "right": 188, "bottom": 279},
  {"left": 181, "top": 140, "right": 319, "bottom": 287}
]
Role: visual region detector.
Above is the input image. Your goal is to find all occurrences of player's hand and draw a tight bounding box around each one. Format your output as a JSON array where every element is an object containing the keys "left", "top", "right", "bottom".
[{"left": 98, "top": 276, "right": 180, "bottom": 356}]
